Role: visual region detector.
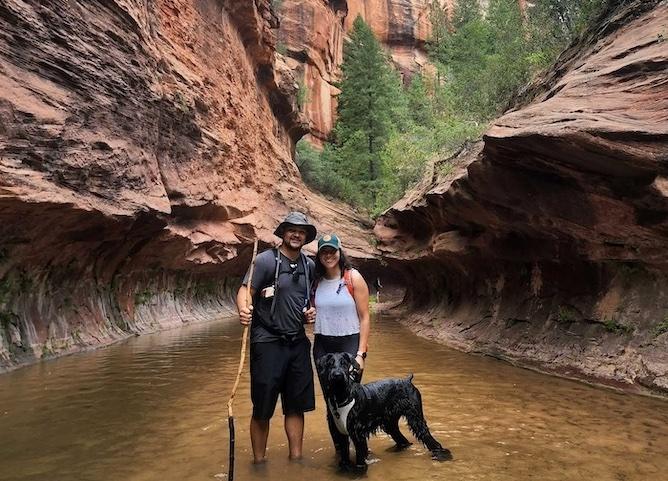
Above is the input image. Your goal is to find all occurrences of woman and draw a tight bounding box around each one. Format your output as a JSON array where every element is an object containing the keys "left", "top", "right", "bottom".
[{"left": 311, "top": 233, "right": 370, "bottom": 375}]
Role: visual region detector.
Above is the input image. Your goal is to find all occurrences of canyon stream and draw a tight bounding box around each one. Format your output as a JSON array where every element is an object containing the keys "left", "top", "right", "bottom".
[{"left": 1, "top": 311, "right": 667, "bottom": 481}]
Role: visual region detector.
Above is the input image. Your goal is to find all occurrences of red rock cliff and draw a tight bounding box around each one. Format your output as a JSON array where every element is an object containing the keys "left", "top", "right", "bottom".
[
  {"left": 375, "top": 0, "right": 668, "bottom": 395},
  {"left": 346, "top": 0, "right": 434, "bottom": 76},
  {"left": 0, "top": 0, "right": 374, "bottom": 370},
  {"left": 277, "top": 0, "right": 347, "bottom": 144}
]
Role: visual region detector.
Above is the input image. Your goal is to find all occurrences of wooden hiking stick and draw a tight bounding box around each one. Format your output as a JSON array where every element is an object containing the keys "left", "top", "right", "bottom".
[{"left": 227, "top": 238, "right": 258, "bottom": 481}]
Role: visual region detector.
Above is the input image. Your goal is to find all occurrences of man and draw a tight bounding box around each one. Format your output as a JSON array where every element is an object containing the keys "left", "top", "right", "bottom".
[
  {"left": 374, "top": 277, "right": 382, "bottom": 303},
  {"left": 237, "top": 211, "right": 317, "bottom": 463}
]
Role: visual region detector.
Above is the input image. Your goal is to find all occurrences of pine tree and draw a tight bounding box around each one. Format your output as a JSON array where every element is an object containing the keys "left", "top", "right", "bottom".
[
  {"left": 453, "top": 0, "right": 482, "bottom": 29},
  {"left": 486, "top": 0, "right": 529, "bottom": 112},
  {"left": 406, "top": 74, "right": 434, "bottom": 127},
  {"left": 330, "top": 16, "right": 404, "bottom": 204}
]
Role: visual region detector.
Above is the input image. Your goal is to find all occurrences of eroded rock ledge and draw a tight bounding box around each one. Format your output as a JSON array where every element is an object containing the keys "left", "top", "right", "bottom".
[
  {"left": 0, "top": 0, "right": 374, "bottom": 370},
  {"left": 375, "top": 0, "right": 668, "bottom": 396}
]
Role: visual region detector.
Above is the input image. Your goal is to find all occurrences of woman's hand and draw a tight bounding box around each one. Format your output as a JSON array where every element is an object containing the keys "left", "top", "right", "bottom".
[
  {"left": 355, "top": 354, "right": 365, "bottom": 370},
  {"left": 304, "top": 307, "right": 316, "bottom": 324}
]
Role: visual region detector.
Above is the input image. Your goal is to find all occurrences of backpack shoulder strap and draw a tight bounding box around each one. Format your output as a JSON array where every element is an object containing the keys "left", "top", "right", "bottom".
[
  {"left": 343, "top": 268, "right": 354, "bottom": 297},
  {"left": 301, "top": 252, "right": 311, "bottom": 307},
  {"left": 270, "top": 248, "right": 281, "bottom": 316}
]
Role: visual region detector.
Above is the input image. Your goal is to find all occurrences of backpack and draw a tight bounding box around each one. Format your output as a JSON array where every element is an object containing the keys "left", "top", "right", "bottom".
[{"left": 310, "top": 268, "right": 354, "bottom": 306}]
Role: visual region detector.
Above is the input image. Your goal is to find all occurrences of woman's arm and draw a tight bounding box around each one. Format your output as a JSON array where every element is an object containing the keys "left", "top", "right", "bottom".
[{"left": 351, "top": 269, "right": 370, "bottom": 367}]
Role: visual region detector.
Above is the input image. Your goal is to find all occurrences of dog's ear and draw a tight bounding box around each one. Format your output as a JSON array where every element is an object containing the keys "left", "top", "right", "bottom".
[
  {"left": 316, "top": 353, "right": 331, "bottom": 373},
  {"left": 351, "top": 356, "right": 361, "bottom": 373},
  {"left": 342, "top": 352, "right": 355, "bottom": 365},
  {"left": 342, "top": 352, "right": 360, "bottom": 373}
]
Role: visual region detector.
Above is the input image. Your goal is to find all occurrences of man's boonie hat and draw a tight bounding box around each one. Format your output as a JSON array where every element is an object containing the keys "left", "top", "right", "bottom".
[
  {"left": 274, "top": 211, "right": 317, "bottom": 243},
  {"left": 317, "top": 233, "right": 342, "bottom": 253}
]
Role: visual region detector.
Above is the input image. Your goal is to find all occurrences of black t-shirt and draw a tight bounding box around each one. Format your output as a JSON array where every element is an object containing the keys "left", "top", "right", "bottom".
[{"left": 242, "top": 249, "right": 315, "bottom": 343}]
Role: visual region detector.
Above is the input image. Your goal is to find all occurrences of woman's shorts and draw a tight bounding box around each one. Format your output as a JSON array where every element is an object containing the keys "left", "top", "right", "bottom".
[{"left": 250, "top": 336, "right": 315, "bottom": 420}]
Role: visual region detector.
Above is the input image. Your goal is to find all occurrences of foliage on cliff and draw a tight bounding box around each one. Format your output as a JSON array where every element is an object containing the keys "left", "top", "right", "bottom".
[
  {"left": 428, "top": 0, "right": 605, "bottom": 118},
  {"left": 297, "top": 16, "right": 482, "bottom": 214},
  {"left": 297, "top": 1, "right": 605, "bottom": 215}
]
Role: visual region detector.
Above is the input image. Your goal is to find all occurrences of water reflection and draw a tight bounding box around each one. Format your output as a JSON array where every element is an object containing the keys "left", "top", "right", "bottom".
[{"left": 0, "top": 313, "right": 666, "bottom": 481}]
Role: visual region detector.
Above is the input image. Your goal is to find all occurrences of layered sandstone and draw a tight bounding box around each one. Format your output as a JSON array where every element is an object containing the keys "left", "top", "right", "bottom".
[
  {"left": 0, "top": 0, "right": 375, "bottom": 370},
  {"left": 346, "top": 0, "right": 441, "bottom": 77},
  {"left": 277, "top": 0, "right": 347, "bottom": 144},
  {"left": 375, "top": 0, "right": 668, "bottom": 395}
]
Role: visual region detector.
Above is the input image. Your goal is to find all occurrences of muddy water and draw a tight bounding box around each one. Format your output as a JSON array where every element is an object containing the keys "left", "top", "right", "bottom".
[{"left": 1, "top": 312, "right": 667, "bottom": 481}]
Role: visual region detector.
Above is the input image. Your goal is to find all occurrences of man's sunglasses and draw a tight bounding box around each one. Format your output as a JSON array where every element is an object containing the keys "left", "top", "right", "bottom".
[{"left": 289, "top": 262, "right": 301, "bottom": 283}]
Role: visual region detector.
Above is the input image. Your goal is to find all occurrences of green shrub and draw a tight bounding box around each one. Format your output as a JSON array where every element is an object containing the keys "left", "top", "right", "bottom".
[
  {"left": 296, "top": 79, "right": 309, "bottom": 109},
  {"left": 652, "top": 317, "right": 668, "bottom": 337},
  {"left": 271, "top": 0, "right": 283, "bottom": 11},
  {"left": 276, "top": 42, "right": 288, "bottom": 56},
  {"left": 556, "top": 306, "right": 575, "bottom": 323},
  {"left": 134, "top": 289, "right": 152, "bottom": 306},
  {"left": 603, "top": 318, "right": 632, "bottom": 335}
]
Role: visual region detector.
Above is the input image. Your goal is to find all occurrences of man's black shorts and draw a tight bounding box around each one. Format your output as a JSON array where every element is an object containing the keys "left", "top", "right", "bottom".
[{"left": 250, "top": 336, "right": 315, "bottom": 420}]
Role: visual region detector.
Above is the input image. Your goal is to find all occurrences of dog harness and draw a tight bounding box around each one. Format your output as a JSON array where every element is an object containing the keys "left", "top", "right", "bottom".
[{"left": 327, "top": 399, "right": 356, "bottom": 435}]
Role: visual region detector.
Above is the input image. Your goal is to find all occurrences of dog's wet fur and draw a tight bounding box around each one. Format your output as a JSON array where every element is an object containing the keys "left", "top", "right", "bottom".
[{"left": 316, "top": 352, "right": 452, "bottom": 472}]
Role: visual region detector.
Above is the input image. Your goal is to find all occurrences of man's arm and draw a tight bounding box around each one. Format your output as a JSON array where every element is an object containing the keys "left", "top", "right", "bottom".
[
  {"left": 237, "top": 250, "right": 270, "bottom": 325},
  {"left": 237, "top": 284, "right": 255, "bottom": 325}
]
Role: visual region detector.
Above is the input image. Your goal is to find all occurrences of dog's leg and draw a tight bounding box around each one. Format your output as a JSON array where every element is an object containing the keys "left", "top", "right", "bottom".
[
  {"left": 350, "top": 434, "right": 369, "bottom": 472},
  {"left": 384, "top": 417, "right": 412, "bottom": 450},
  {"left": 326, "top": 410, "right": 352, "bottom": 469},
  {"left": 405, "top": 390, "right": 453, "bottom": 461},
  {"left": 405, "top": 414, "right": 452, "bottom": 461}
]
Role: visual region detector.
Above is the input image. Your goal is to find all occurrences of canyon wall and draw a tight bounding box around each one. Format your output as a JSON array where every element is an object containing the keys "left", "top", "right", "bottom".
[
  {"left": 0, "top": 0, "right": 374, "bottom": 370},
  {"left": 344, "top": 0, "right": 434, "bottom": 77},
  {"left": 375, "top": 0, "right": 668, "bottom": 396},
  {"left": 277, "top": 0, "right": 347, "bottom": 144}
]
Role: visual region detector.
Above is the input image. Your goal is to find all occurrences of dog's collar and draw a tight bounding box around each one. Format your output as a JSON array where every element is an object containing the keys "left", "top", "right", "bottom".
[{"left": 327, "top": 398, "right": 355, "bottom": 435}]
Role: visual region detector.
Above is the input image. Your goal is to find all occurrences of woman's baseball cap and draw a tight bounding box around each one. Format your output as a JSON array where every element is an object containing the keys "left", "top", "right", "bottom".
[{"left": 317, "top": 233, "right": 342, "bottom": 252}]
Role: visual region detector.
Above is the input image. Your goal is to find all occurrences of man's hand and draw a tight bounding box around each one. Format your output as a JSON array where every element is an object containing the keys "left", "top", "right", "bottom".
[
  {"left": 304, "top": 307, "right": 316, "bottom": 324},
  {"left": 239, "top": 305, "right": 253, "bottom": 326}
]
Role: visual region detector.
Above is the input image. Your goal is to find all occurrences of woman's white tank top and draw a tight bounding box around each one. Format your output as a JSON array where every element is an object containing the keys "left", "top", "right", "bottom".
[{"left": 314, "top": 274, "right": 360, "bottom": 336}]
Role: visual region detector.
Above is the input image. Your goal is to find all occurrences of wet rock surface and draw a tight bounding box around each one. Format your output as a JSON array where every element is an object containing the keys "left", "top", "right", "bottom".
[
  {"left": 375, "top": 0, "right": 668, "bottom": 396},
  {"left": 0, "top": 0, "right": 374, "bottom": 370}
]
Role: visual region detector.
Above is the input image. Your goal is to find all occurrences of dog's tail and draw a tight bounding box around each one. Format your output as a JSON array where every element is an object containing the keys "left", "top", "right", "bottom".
[{"left": 406, "top": 373, "right": 414, "bottom": 383}]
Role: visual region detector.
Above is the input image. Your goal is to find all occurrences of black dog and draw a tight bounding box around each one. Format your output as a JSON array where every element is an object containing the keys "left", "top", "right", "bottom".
[{"left": 316, "top": 352, "right": 452, "bottom": 471}]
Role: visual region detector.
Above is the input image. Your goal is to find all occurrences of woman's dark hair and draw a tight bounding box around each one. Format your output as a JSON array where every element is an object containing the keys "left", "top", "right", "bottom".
[{"left": 314, "top": 248, "right": 353, "bottom": 279}]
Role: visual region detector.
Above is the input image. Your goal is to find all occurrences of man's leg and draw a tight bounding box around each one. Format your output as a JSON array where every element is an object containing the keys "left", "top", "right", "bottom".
[
  {"left": 284, "top": 412, "right": 305, "bottom": 459},
  {"left": 250, "top": 416, "right": 270, "bottom": 463},
  {"left": 283, "top": 337, "right": 315, "bottom": 460},
  {"left": 249, "top": 341, "right": 284, "bottom": 463}
]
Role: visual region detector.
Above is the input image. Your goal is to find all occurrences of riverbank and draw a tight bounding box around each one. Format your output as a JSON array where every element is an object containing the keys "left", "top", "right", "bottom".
[{"left": 395, "top": 303, "right": 668, "bottom": 399}]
